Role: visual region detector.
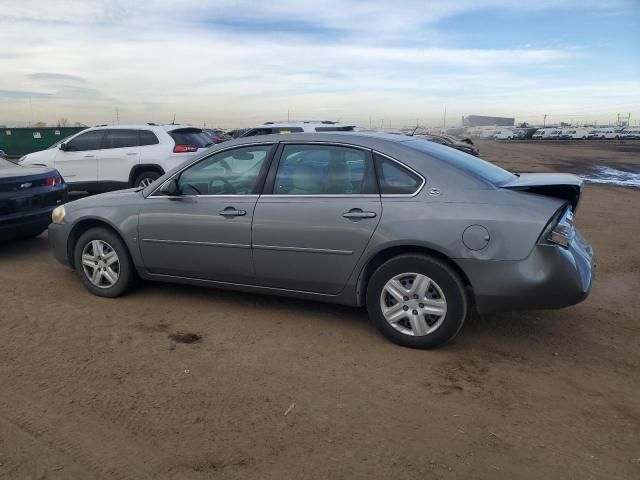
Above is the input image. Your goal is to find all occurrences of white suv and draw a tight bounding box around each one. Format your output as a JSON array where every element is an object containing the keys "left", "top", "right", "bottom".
[
  {"left": 240, "top": 121, "right": 357, "bottom": 137},
  {"left": 19, "top": 124, "right": 213, "bottom": 193}
]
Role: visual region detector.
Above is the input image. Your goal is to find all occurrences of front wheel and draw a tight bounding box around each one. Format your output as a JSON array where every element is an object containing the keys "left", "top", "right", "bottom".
[
  {"left": 366, "top": 254, "right": 468, "bottom": 349},
  {"left": 74, "top": 227, "right": 137, "bottom": 298}
]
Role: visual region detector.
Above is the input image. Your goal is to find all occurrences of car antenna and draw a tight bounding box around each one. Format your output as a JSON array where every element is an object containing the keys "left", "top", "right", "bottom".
[
  {"left": 171, "top": 113, "right": 176, "bottom": 125},
  {"left": 409, "top": 125, "right": 419, "bottom": 136}
]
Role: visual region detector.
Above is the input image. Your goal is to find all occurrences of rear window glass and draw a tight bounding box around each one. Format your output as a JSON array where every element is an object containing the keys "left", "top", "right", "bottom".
[
  {"left": 402, "top": 139, "right": 515, "bottom": 186},
  {"left": 169, "top": 129, "right": 213, "bottom": 148}
]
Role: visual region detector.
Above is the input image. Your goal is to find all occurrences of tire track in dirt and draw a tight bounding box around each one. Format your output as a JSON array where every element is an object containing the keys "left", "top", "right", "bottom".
[{"left": 0, "top": 383, "right": 177, "bottom": 479}]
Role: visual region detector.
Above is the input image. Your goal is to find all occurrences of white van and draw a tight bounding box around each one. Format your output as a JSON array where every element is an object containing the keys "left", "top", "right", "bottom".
[
  {"left": 532, "top": 128, "right": 548, "bottom": 139},
  {"left": 493, "top": 129, "right": 515, "bottom": 140},
  {"left": 560, "top": 128, "right": 590, "bottom": 140}
]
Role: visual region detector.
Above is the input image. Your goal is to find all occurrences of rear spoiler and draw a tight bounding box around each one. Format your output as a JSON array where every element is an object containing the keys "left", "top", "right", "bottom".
[{"left": 501, "top": 173, "right": 583, "bottom": 212}]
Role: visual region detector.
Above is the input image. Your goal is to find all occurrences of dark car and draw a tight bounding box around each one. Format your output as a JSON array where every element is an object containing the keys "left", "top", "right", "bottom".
[
  {"left": 417, "top": 134, "right": 480, "bottom": 156},
  {"left": 203, "top": 129, "right": 232, "bottom": 144},
  {"left": 0, "top": 158, "right": 67, "bottom": 241}
]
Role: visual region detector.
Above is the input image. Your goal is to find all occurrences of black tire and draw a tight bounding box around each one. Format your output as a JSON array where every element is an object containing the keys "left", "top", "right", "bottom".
[
  {"left": 133, "top": 170, "right": 161, "bottom": 188},
  {"left": 73, "top": 227, "right": 137, "bottom": 298},
  {"left": 366, "top": 254, "right": 468, "bottom": 349}
]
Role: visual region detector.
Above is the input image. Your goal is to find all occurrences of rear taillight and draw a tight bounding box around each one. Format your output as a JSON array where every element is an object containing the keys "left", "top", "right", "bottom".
[
  {"left": 45, "top": 175, "right": 63, "bottom": 187},
  {"left": 546, "top": 208, "right": 575, "bottom": 248},
  {"left": 173, "top": 144, "right": 198, "bottom": 153}
]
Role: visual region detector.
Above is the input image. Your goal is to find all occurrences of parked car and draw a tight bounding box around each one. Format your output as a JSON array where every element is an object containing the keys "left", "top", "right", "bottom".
[
  {"left": 0, "top": 150, "right": 8, "bottom": 159},
  {"left": 203, "top": 128, "right": 232, "bottom": 143},
  {"left": 621, "top": 128, "right": 640, "bottom": 139},
  {"left": 417, "top": 134, "right": 480, "bottom": 156},
  {"left": 241, "top": 121, "right": 357, "bottom": 137},
  {"left": 48, "top": 133, "right": 593, "bottom": 349},
  {"left": 590, "top": 128, "right": 625, "bottom": 139},
  {"left": 19, "top": 124, "right": 213, "bottom": 193},
  {"left": 227, "top": 128, "right": 250, "bottom": 139},
  {"left": 1, "top": 156, "right": 67, "bottom": 241}
]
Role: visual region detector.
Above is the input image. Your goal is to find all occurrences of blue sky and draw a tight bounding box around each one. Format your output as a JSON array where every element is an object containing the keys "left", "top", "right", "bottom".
[{"left": 0, "top": 0, "right": 638, "bottom": 128}]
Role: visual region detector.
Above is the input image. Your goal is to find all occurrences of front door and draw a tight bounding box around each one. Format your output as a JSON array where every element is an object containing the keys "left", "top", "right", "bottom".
[
  {"left": 55, "top": 129, "right": 105, "bottom": 186},
  {"left": 138, "top": 144, "right": 274, "bottom": 283},
  {"left": 252, "top": 143, "right": 381, "bottom": 294}
]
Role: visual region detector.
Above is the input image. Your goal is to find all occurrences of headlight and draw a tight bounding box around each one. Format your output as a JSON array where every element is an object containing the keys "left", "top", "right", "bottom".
[
  {"left": 51, "top": 205, "right": 66, "bottom": 224},
  {"left": 547, "top": 208, "right": 575, "bottom": 248}
]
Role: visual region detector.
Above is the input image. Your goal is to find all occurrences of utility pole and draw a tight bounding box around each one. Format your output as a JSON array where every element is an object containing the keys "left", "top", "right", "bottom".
[
  {"left": 443, "top": 107, "right": 447, "bottom": 128},
  {"left": 369, "top": 116, "right": 372, "bottom": 129},
  {"left": 287, "top": 109, "right": 290, "bottom": 121},
  {"left": 116, "top": 105, "right": 120, "bottom": 124},
  {"left": 543, "top": 114, "right": 547, "bottom": 127}
]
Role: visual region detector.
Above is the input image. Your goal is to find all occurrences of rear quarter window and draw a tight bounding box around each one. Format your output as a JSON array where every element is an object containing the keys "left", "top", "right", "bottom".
[
  {"left": 374, "top": 153, "right": 422, "bottom": 195},
  {"left": 139, "top": 130, "right": 159, "bottom": 146}
]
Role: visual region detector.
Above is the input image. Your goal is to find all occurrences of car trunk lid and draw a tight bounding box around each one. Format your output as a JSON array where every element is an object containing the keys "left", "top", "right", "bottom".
[{"left": 501, "top": 173, "right": 583, "bottom": 212}]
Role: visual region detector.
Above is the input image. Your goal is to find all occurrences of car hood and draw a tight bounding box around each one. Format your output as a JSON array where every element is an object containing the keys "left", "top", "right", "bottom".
[{"left": 501, "top": 173, "right": 583, "bottom": 212}]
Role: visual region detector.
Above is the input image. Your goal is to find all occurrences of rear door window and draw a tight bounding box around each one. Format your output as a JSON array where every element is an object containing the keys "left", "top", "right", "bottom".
[
  {"left": 273, "top": 144, "right": 376, "bottom": 195},
  {"left": 102, "top": 129, "right": 140, "bottom": 149}
]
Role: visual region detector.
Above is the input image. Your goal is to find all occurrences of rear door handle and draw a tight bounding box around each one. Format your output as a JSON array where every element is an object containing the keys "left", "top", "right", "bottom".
[
  {"left": 83, "top": 155, "right": 95, "bottom": 158},
  {"left": 126, "top": 152, "right": 138, "bottom": 156},
  {"left": 219, "top": 207, "right": 247, "bottom": 217},
  {"left": 342, "top": 208, "right": 377, "bottom": 219}
]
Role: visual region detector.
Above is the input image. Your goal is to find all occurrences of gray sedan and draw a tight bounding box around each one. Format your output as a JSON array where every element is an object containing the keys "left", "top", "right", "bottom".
[{"left": 48, "top": 133, "right": 594, "bottom": 348}]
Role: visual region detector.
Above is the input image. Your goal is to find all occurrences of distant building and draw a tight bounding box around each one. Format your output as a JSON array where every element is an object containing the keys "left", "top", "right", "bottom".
[{"left": 462, "top": 115, "right": 515, "bottom": 127}]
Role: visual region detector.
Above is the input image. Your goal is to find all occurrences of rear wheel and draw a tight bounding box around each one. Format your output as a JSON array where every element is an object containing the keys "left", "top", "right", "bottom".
[
  {"left": 74, "top": 227, "right": 137, "bottom": 298},
  {"left": 133, "top": 170, "right": 161, "bottom": 188},
  {"left": 366, "top": 254, "right": 468, "bottom": 349}
]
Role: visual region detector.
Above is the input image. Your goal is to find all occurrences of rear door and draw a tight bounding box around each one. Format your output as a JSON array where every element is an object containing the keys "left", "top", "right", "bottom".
[
  {"left": 54, "top": 130, "right": 105, "bottom": 187},
  {"left": 97, "top": 129, "right": 141, "bottom": 188},
  {"left": 252, "top": 143, "right": 381, "bottom": 294}
]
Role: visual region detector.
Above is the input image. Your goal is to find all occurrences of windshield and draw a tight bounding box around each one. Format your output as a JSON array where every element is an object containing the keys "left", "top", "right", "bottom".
[{"left": 402, "top": 138, "right": 516, "bottom": 186}]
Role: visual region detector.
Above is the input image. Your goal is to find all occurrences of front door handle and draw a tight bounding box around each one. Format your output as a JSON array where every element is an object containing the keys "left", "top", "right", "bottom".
[
  {"left": 219, "top": 207, "right": 247, "bottom": 217},
  {"left": 342, "top": 208, "right": 377, "bottom": 219},
  {"left": 84, "top": 154, "right": 95, "bottom": 158}
]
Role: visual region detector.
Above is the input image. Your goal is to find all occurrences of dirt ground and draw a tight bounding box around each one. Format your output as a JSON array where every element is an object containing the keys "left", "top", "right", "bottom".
[{"left": 1, "top": 140, "right": 639, "bottom": 479}]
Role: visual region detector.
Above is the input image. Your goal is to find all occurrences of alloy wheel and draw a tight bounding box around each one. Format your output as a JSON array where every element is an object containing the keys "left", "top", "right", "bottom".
[
  {"left": 138, "top": 177, "right": 155, "bottom": 188},
  {"left": 81, "top": 240, "right": 120, "bottom": 289},
  {"left": 379, "top": 272, "right": 447, "bottom": 336}
]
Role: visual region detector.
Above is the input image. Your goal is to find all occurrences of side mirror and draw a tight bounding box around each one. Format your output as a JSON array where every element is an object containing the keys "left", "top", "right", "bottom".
[
  {"left": 159, "top": 178, "right": 180, "bottom": 196},
  {"left": 59, "top": 143, "right": 67, "bottom": 151}
]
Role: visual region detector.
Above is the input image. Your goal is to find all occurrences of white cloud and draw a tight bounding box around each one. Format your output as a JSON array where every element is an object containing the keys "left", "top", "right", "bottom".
[{"left": 0, "top": 0, "right": 637, "bottom": 127}]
